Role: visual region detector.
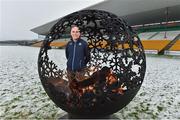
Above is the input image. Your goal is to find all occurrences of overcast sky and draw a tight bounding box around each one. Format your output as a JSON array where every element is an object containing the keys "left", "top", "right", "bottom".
[{"left": 0, "top": 0, "right": 104, "bottom": 41}]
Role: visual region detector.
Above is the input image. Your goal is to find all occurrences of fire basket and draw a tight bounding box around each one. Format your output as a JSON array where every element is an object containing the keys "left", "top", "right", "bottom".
[{"left": 38, "top": 10, "right": 146, "bottom": 117}]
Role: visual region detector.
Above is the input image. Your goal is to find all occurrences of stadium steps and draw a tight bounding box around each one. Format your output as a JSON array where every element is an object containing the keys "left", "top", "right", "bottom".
[
  {"left": 169, "top": 40, "right": 180, "bottom": 51},
  {"left": 147, "top": 32, "right": 160, "bottom": 39},
  {"left": 158, "top": 34, "right": 180, "bottom": 55}
]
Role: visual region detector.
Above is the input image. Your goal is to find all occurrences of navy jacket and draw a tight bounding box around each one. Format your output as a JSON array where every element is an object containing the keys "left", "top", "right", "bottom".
[{"left": 65, "top": 38, "right": 90, "bottom": 71}]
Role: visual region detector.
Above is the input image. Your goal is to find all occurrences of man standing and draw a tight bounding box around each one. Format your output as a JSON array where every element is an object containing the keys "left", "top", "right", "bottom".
[{"left": 65, "top": 25, "right": 90, "bottom": 88}]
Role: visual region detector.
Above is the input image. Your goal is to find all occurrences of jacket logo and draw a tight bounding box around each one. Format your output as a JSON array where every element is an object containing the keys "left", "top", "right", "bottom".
[{"left": 79, "top": 43, "right": 82, "bottom": 46}]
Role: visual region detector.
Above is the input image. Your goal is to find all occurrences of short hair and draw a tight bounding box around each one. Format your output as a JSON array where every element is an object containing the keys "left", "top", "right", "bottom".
[
  {"left": 71, "top": 25, "right": 79, "bottom": 29},
  {"left": 70, "top": 25, "right": 81, "bottom": 32}
]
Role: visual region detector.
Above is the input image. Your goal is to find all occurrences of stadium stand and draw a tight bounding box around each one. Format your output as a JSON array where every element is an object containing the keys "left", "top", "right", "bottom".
[
  {"left": 139, "top": 31, "right": 180, "bottom": 55},
  {"left": 32, "top": 31, "right": 180, "bottom": 55}
]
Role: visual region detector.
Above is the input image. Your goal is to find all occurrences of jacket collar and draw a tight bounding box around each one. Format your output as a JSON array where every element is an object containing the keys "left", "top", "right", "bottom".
[{"left": 71, "top": 38, "right": 81, "bottom": 43}]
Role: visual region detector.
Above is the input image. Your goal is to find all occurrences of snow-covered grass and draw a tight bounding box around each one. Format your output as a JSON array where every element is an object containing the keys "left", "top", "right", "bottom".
[
  {"left": 115, "top": 54, "right": 180, "bottom": 119},
  {"left": 0, "top": 46, "right": 180, "bottom": 119}
]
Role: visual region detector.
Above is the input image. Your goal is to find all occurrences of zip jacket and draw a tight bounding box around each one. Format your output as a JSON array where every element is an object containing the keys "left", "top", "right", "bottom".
[{"left": 65, "top": 38, "right": 90, "bottom": 71}]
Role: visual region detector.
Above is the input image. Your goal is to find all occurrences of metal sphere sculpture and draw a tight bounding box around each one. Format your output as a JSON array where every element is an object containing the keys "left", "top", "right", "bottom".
[{"left": 38, "top": 10, "right": 146, "bottom": 117}]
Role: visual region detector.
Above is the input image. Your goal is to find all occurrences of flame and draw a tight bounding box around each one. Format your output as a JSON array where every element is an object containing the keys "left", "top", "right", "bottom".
[
  {"left": 112, "top": 83, "right": 127, "bottom": 95},
  {"left": 106, "top": 69, "right": 117, "bottom": 85},
  {"left": 106, "top": 70, "right": 127, "bottom": 95},
  {"left": 68, "top": 67, "right": 127, "bottom": 96}
]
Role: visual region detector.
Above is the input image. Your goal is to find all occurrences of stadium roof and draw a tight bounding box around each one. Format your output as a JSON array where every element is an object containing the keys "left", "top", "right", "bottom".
[{"left": 31, "top": 0, "right": 180, "bottom": 35}]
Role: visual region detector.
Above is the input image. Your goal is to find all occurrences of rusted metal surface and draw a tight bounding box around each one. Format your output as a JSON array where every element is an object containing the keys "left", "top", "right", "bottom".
[{"left": 38, "top": 10, "right": 146, "bottom": 116}]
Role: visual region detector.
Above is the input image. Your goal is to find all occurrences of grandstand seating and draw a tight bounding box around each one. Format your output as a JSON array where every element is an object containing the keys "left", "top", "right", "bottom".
[
  {"left": 32, "top": 31, "right": 180, "bottom": 55},
  {"left": 169, "top": 40, "right": 180, "bottom": 51},
  {"left": 141, "top": 40, "right": 170, "bottom": 51},
  {"left": 139, "top": 31, "right": 180, "bottom": 53}
]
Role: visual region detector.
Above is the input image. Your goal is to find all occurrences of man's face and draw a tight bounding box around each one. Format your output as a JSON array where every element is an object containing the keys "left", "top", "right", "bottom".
[{"left": 71, "top": 27, "right": 80, "bottom": 40}]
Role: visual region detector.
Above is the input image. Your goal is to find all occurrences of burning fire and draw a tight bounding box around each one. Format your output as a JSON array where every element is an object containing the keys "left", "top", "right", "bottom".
[
  {"left": 106, "top": 69, "right": 127, "bottom": 95},
  {"left": 66, "top": 66, "right": 127, "bottom": 96}
]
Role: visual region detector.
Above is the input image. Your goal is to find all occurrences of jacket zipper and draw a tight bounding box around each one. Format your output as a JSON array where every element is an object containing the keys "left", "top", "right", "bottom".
[
  {"left": 72, "top": 42, "right": 76, "bottom": 71},
  {"left": 80, "top": 60, "right": 82, "bottom": 68}
]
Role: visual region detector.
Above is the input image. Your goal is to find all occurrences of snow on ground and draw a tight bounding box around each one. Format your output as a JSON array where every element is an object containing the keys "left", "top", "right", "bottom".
[
  {"left": 115, "top": 55, "right": 180, "bottom": 119},
  {"left": 0, "top": 46, "right": 180, "bottom": 119}
]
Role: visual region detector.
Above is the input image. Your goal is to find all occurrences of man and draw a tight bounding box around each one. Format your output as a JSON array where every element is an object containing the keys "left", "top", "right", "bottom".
[{"left": 65, "top": 25, "right": 90, "bottom": 91}]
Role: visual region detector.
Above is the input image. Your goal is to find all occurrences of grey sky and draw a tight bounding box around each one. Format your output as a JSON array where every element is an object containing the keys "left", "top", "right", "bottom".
[{"left": 0, "top": 0, "right": 104, "bottom": 41}]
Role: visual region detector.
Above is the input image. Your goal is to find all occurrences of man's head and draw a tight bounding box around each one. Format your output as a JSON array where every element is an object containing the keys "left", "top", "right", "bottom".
[{"left": 70, "top": 25, "right": 80, "bottom": 41}]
